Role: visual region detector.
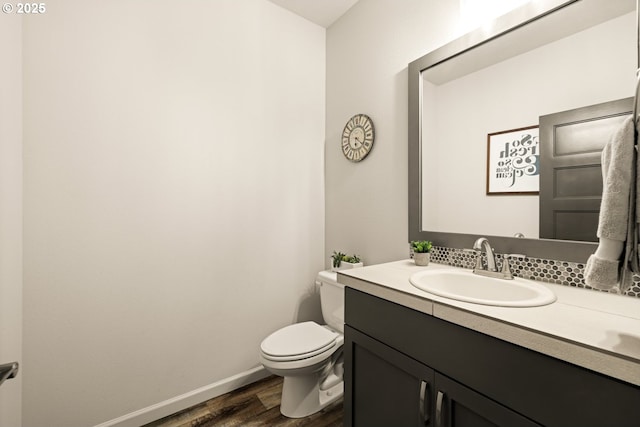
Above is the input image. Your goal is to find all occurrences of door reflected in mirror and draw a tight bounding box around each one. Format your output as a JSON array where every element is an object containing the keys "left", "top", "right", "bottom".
[{"left": 539, "top": 97, "right": 633, "bottom": 242}]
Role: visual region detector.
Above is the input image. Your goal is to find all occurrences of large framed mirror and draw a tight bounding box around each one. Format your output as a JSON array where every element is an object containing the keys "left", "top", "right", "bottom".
[{"left": 409, "top": 0, "right": 638, "bottom": 263}]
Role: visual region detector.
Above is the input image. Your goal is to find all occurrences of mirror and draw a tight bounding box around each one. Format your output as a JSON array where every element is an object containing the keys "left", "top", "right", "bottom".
[{"left": 409, "top": 0, "right": 638, "bottom": 262}]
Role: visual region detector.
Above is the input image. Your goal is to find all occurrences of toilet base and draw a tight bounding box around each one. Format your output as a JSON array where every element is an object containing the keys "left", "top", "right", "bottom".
[{"left": 280, "top": 373, "right": 344, "bottom": 418}]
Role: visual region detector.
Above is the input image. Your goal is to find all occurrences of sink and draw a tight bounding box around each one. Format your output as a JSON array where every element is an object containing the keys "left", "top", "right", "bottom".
[{"left": 409, "top": 269, "right": 556, "bottom": 307}]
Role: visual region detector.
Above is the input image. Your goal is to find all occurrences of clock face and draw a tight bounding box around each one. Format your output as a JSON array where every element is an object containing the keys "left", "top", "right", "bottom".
[{"left": 341, "top": 114, "right": 375, "bottom": 162}]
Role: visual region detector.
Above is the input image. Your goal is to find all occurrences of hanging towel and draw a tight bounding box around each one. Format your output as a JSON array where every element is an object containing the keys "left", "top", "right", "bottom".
[
  {"left": 585, "top": 116, "right": 636, "bottom": 291},
  {"left": 620, "top": 126, "right": 640, "bottom": 292}
]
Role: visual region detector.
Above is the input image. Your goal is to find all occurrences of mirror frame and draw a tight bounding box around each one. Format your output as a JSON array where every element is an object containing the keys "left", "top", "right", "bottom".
[{"left": 408, "top": 0, "right": 638, "bottom": 263}]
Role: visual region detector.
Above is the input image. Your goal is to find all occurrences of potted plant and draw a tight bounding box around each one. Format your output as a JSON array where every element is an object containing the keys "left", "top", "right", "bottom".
[
  {"left": 331, "top": 251, "right": 363, "bottom": 271},
  {"left": 411, "top": 240, "right": 433, "bottom": 266}
]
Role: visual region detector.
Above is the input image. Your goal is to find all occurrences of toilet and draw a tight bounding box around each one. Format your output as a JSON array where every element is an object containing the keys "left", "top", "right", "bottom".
[{"left": 259, "top": 270, "right": 345, "bottom": 418}]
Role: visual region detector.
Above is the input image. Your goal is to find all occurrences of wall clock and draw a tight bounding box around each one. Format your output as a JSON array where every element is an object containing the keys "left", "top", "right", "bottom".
[{"left": 341, "top": 114, "right": 375, "bottom": 162}]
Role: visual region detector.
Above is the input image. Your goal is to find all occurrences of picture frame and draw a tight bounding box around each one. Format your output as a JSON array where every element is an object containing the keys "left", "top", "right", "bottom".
[{"left": 486, "top": 125, "right": 540, "bottom": 195}]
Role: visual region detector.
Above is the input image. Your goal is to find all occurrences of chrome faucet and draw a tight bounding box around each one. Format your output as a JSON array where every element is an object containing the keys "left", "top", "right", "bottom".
[
  {"left": 472, "top": 237, "right": 497, "bottom": 273},
  {"left": 471, "top": 237, "right": 524, "bottom": 280}
]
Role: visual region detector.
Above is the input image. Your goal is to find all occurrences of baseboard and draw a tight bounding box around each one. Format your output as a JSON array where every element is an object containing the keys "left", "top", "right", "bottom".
[{"left": 93, "top": 366, "right": 269, "bottom": 427}]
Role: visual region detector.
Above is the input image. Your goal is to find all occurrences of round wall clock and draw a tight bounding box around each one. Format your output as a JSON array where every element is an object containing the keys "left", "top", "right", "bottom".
[{"left": 341, "top": 114, "right": 375, "bottom": 162}]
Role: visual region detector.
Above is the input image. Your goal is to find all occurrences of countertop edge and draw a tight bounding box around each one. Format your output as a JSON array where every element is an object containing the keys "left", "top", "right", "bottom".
[
  {"left": 338, "top": 274, "right": 435, "bottom": 315},
  {"left": 339, "top": 271, "right": 640, "bottom": 387}
]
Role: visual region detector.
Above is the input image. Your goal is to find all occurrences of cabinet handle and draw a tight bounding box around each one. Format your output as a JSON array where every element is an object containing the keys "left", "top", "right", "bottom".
[
  {"left": 419, "top": 380, "right": 430, "bottom": 424},
  {"left": 435, "top": 390, "right": 445, "bottom": 427}
]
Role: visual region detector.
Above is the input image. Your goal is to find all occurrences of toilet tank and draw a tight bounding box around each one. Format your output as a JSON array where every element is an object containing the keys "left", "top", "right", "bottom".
[{"left": 316, "top": 270, "right": 345, "bottom": 333}]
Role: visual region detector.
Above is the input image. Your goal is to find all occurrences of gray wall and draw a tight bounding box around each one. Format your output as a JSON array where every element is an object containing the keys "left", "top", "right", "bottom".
[{"left": 0, "top": 14, "right": 23, "bottom": 427}]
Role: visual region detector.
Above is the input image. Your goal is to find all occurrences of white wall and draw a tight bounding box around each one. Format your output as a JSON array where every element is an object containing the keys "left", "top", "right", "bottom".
[
  {"left": 0, "top": 13, "right": 23, "bottom": 427},
  {"left": 22, "top": 1, "right": 325, "bottom": 426},
  {"left": 325, "top": 0, "right": 461, "bottom": 265}
]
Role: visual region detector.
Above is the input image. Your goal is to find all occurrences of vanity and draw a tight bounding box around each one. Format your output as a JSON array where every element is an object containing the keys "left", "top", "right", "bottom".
[
  {"left": 349, "top": 0, "right": 640, "bottom": 424},
  {"left": 357, "top": 0, "right": 640, "bottom": 422},
  {"left": 338, "top": 261, "right": 640, "bottom": 427}
]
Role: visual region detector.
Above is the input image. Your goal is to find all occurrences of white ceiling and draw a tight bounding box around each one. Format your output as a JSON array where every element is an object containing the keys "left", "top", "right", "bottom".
[{"left": 266, "top": 0, "right": 360, "bottom": 28}]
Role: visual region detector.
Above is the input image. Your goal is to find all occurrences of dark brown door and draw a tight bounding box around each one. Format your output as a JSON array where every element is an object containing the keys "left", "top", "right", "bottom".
[
  {"left": 434, "top": 373, "right": 540, "bottom": 427},
  {"left": 539, "top": 97, "right": 633, "bottom": 241},
  {"left": 345, "top": 326, "right": 435, "bottom": 427}
]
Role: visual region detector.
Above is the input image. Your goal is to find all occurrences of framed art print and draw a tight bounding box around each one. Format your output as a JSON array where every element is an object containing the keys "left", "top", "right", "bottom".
[{"left": 486, "top": 125, "right": 539, "bottom": 195}]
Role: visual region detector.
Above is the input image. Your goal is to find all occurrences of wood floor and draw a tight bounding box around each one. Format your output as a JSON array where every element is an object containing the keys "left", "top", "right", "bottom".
[{"left": 143, "top": 375, "right": 343, "bottom": 427}]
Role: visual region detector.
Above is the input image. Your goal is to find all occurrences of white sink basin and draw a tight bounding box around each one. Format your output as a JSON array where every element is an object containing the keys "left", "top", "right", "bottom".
[{"left": 409, "top": 269, "right": 556, "bottom": 307}]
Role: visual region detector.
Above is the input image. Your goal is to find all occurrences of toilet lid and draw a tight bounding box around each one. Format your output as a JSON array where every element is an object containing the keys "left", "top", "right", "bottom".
[{"left": 261, "top": 321, "right": 338, "bottom": 359}]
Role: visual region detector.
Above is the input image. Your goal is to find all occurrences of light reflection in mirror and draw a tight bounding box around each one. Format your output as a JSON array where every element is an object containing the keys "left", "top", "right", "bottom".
[{"left": 459, "top": 0, "right": 531, "bottom": 33}]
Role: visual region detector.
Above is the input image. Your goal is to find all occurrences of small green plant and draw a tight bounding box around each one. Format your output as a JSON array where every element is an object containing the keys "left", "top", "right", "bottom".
[
  {"left": 346, "top": 254, "right": 361, "bottom": 263},
  {"left": 411, "top": 240, "right": 433, "bottom": 253},
  {"left": 332, "top": 251, "right": 361, "bottom": 267},
  {"left": 331, "top": 251, "right": 346, "bottom": 268}
]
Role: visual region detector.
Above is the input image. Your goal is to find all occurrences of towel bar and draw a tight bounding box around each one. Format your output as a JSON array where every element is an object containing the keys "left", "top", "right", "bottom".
[{"left": 0, "top": 362, "right": 19, "bottom": 388}]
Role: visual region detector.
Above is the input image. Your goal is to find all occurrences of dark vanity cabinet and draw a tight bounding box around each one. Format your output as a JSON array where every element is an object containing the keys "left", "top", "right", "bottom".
[
  {"left": 344, "top": 288, "right": 640, "bottom": 427},
  {"left": 347, "top": 325, "right": 538, "bottom": 427},
  {"left": 347, "top": 325, "right": 435, "bottom": 427}
]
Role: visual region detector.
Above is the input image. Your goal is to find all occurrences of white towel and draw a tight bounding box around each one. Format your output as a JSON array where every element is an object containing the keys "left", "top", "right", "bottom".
[
  {"left": 585, "top": 116, "right": 636, "bottom": 291},
  {"left": 620, "top": 140, "right": 639, "bottom": 292}
]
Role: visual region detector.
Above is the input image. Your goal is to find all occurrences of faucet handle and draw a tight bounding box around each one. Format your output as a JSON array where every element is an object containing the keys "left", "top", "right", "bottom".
[{"left": 500, "top": 254, "right": 525, "bottom": 279}]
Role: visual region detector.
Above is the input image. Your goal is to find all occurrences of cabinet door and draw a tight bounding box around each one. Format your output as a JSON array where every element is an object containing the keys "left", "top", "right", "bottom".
[
  {"left": 434, "top": 373, "right": 540, "bottom": 427},
  {"left": 345, "top": 326, "right": 435, "bottom": 427}
]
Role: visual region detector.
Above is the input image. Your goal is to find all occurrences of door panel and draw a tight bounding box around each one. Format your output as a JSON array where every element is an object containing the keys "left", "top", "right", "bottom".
[
  {"left": 346, "top": 326, "right": 434, "bottom": 427},
  {"left": 435, "top": 373, "right": 540, "bottom": 427},
  {"left": 539, "top": 97, "right": 633, "bottom": 241}
]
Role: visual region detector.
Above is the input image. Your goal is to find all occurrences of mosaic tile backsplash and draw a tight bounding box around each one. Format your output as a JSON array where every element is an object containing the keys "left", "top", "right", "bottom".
[{"left": 425, "top": 246, "right": 640, "bottom": 299}]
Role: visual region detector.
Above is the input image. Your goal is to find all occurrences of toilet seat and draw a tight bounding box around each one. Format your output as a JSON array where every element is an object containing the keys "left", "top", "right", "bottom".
[{"left": 260, "top": 321, "right": 338, "bottom": 362}]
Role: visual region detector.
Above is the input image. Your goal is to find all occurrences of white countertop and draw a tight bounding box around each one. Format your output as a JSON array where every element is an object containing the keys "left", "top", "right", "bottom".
[{"left": 338, "top": 260, "right": 640, "bottom": 387}]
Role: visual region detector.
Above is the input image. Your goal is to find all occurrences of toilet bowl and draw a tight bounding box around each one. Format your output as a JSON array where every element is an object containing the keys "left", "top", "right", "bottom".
[{"left": 259, "top": 271, "right": 345, "bottom": 418}]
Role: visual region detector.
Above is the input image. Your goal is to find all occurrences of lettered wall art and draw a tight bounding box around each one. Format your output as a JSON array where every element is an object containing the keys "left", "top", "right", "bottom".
[{"left": 486, "top": 126, "right": 539, "bottom": 195}]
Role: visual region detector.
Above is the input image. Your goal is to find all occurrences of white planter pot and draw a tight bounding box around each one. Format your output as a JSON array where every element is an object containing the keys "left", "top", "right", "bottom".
[
  {"left": 413, "top": 252, "right": 430, "bottom": 266},
  {"left": 330, "top": 260, "right": 364, "bottom": 272}
]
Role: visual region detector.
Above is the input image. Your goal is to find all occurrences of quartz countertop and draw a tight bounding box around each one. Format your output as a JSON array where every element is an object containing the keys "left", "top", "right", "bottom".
[{"left": 337, "top": 260, "right": 640, "bottom": 387}]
